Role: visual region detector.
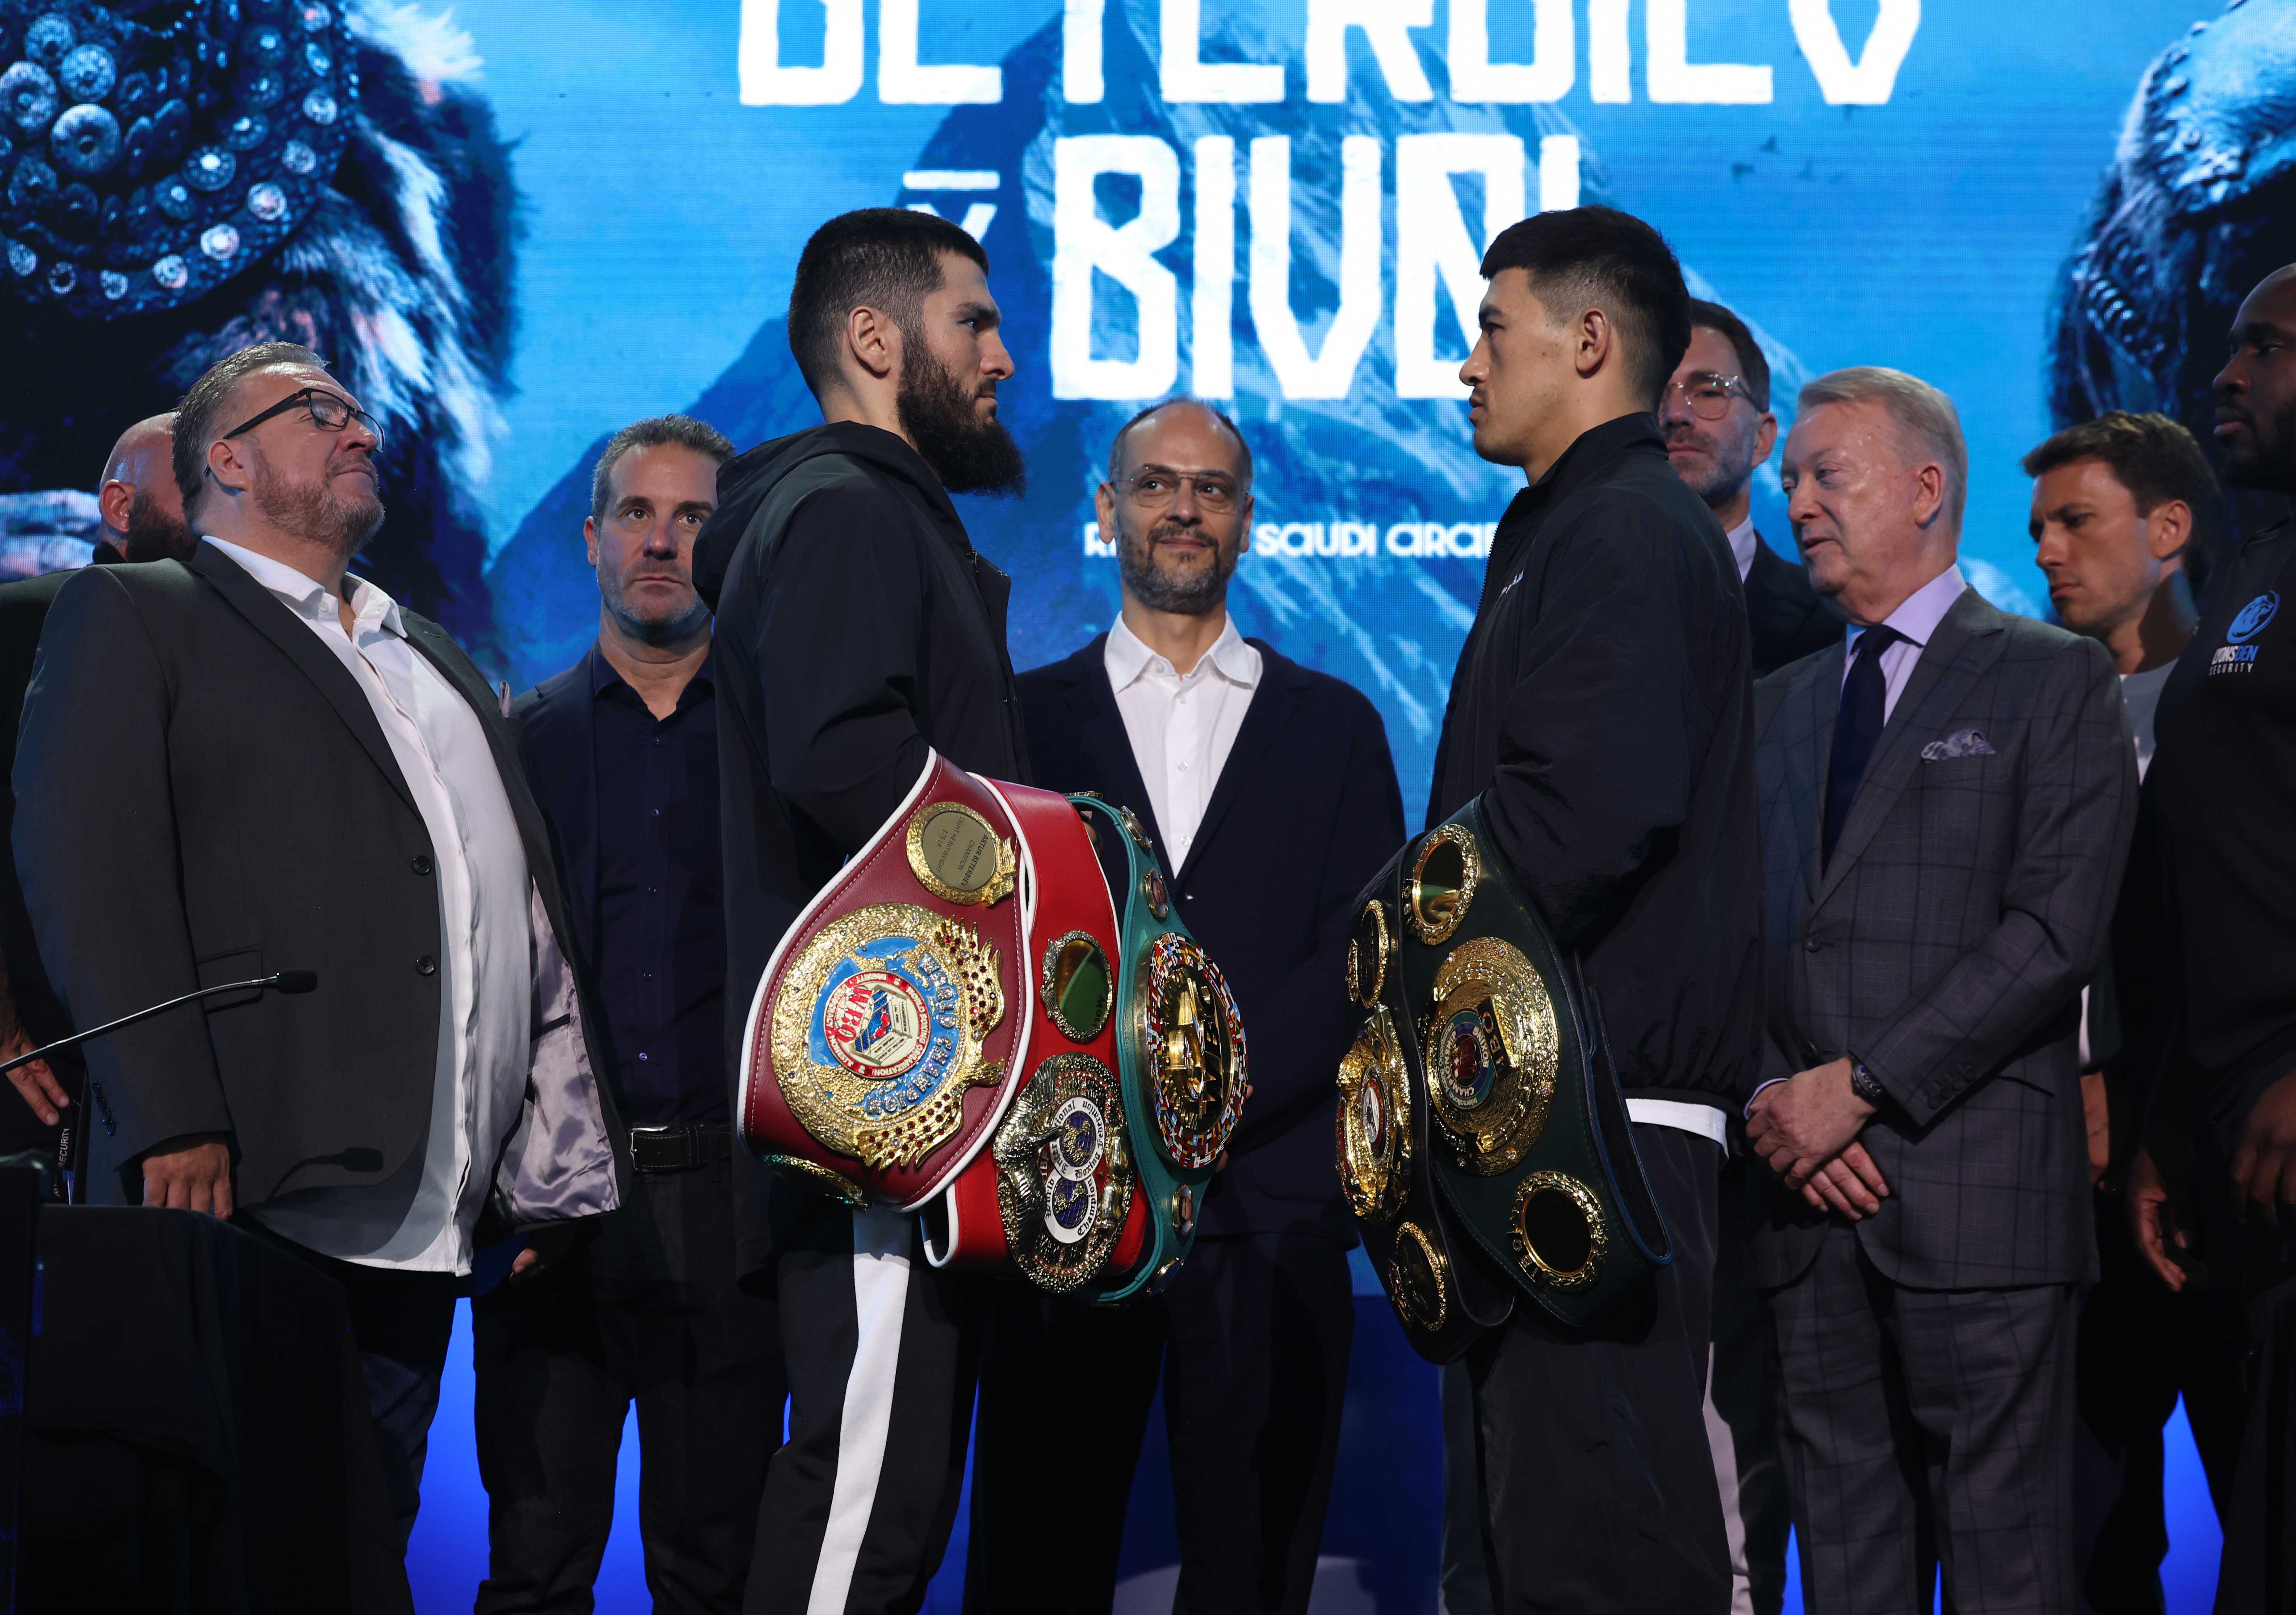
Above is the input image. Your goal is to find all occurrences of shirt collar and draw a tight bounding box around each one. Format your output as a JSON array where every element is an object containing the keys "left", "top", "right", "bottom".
[
  {"left": 1725, "top": 517, "right": 1758, "bottom": 583},
  {"left": 1105, "top": 614, "right": 1260, "bottom": 692},
  {"left": 589, "top": 642, "right": 717, "bottom": 704},
  {"left": 1847, "top": 563, "right": 1967, "bottom": 654},
  {"left": 205, "top": 535, "right": 402, "bottom": 638}
]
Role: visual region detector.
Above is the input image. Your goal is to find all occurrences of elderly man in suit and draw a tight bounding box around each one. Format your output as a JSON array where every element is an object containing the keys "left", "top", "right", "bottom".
[
  {"left": 965, "top": 396, "right": 1403, "bottom": 1615},
  {"left": 1744, "top": 367, "right": 2136, "bottom": 1614}
]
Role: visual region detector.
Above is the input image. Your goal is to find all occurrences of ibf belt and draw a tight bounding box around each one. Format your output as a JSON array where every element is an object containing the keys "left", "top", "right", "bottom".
[
  {"left": 924, "top": 779, "right": 1149, "bottom": 1294},
  {"left": 1071, "top": 794, "right": 1248, "bottom": 1303},
  {"left": 738, "top": 751, "right": 1028, "bottom": 1210},
  {"left": 1337, "top": 797, "right": 1672, "bottom": 1357}
]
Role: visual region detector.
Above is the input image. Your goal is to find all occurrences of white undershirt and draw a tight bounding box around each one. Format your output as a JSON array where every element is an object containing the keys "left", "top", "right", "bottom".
[
  {"left": 1104, "top": 614, "right": 1260, "bottom": 871},
  {"left": 208, "top": 538, "right": 530, "bottom": 1275}
]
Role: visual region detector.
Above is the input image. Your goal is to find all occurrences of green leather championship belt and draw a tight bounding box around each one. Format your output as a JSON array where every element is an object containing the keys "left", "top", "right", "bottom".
[
  {"left": 1337, "top": 797, "right": 1672, "bottom": 1357},
  {"left": 1070, "top": 794, "right": 1248, "bottom": 1303}
]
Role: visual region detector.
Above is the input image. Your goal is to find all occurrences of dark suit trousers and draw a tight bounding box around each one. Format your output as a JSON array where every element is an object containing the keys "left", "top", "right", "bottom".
[
  {"left": 231, "top": 1213, "right": 459, "bottom": 1551},
  {"left": 473, "top": 1157, "right": 784, "bottom": 1614},
  {"left": 1769, "top": 1225, "right": 2078, "bottom": 1615},
  {"left": 965, "top": 1230, "right": 1355, "bottom": 1615},
  {"left": 1468, "top": 1126, "right": 1730, "bottom": 1615},
  {"left": 2072, "top": 1191, "right": 2244, "bottom": 1615}
]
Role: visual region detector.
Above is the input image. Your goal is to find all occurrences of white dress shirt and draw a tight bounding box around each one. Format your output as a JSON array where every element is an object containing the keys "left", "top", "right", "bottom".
[
  {"left": 1104, "top": 614, "right": 1260, "bottom": 871},
  {"left": 1724, "top": 516, "right": 1759, "bottom": 584},
  {"left": 208, "top": 538, "right": 531, "bottom": 1275},
  {"left": 1842, "top": 564, "right": 1969, "bottom": 725}
]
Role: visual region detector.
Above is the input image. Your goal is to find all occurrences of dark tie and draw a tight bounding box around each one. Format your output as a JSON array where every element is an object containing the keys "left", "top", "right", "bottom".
[{"left": 1824, "top": 625, "right": 1902, "bottom": 866}]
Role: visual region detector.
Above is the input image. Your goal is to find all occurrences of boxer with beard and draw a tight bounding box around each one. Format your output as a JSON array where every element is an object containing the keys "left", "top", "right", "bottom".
[
  {"left": 967, "top": 398, "right": 1402, "bottom": 1615},
  {"left": 693, "top": 208, "right": 1029, "bottom": 1615}
]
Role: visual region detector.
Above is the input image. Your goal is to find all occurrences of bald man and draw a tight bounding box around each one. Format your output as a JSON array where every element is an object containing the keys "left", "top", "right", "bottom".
[{"left": 0, "top": 415, "right": 189, "bottom": 1187}]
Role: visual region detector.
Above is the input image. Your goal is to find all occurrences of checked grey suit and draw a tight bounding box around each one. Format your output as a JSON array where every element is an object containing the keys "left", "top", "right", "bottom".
[{"left": 1750, "top": 583, "right": 2136, "bottom": 1615}]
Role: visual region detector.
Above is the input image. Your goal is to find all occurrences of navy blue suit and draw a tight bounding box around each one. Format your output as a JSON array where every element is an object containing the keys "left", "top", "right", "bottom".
[{"left": 968, "top": 631, "right": 1403, "bottom": 1615}]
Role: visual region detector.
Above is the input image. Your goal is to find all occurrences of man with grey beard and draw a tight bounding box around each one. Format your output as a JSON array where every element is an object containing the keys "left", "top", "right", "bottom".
[
  {"left": 967, "top": 397, "right": 1403, "bottom": 1615},
  {"left": 479, "top": 416, "right": 785, "bottom": 1613},
  {"left": 12, "top": 341, "right": 627, "bottom": 1563}
]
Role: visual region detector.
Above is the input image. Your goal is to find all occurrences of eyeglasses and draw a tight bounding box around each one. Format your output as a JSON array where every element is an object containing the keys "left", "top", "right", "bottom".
[
  {"left": 221, "top": 386, "right": 385, "bottom": 453},
  {"left": 1109, "top": 472, "right": 1242, "bottom": 513},
  {"left": 1664, "top": 373, "right": 1753, "bottom": 421}
]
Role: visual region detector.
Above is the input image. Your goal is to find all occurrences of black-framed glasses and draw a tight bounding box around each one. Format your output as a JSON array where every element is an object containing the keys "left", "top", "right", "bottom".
[
  {"left": 221, "top": 387, "right": 384, "bottom": 453},
  {"left": 1109, "top": 471, "right": 1242, "bottom": 513},
  {"left": 1664, "top": 373, "right": 1753, "bottom": 421}
]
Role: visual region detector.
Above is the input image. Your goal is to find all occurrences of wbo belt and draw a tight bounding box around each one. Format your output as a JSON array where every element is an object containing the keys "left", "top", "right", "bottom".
[
  {"left": 737, "top": 751, "right": 1249, "bottom": 1300},
  {"left": 1336, "top": 795, "right": 1672, "bottom": 1361},
  {"left": 628, "top": 1123, "right": 734, "bottom": 1173}
]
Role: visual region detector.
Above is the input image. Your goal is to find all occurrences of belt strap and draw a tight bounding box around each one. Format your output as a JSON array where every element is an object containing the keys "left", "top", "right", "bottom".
[{"left": 628, "top": 1123, "right": 733, "bottom": 1173}]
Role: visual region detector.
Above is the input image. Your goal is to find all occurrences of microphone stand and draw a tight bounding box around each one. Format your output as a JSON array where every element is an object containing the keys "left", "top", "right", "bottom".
[{"left": 4, "top": 973, "right": 319, "bottom": 1206}]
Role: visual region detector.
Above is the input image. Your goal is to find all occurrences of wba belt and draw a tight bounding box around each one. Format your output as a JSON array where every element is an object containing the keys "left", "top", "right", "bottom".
[
  {"left": 1336, "top": 796, "right": 1673, "bottom": 1360},
  {"left": 737, "top": 753, "right": 1247, "bottom": 1300}
]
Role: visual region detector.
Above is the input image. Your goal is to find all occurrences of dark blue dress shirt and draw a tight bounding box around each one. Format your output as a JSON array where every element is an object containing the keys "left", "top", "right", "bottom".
[{"left": 590, "top": 653, "right": 726, "bottom": 1128}]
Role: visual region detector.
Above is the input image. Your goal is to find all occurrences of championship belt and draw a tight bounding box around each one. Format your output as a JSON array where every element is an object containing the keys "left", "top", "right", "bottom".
[
  {"left": 738, "top": 753, "right": 1246, "bottom": 1301},
  {"left": 1067, "top": 794, "right": 1247, "bottom": 1302},
  {"left": 1336, "top": 797, "right": 1672, "bottom": 1356},
  {"left": 738, "top": 752, "right": 1029, "bottom": 1210}
]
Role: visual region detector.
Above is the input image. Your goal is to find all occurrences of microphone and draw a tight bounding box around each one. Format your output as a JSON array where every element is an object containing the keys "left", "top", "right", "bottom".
[{"left": 0, "top": 970, "right": 319, "bottom": 1077}]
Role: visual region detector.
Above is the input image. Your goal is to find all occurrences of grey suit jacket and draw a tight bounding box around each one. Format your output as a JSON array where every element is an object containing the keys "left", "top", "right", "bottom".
[{"left": 1749, "top": 587, "right": 2136, "bottom": 1290}]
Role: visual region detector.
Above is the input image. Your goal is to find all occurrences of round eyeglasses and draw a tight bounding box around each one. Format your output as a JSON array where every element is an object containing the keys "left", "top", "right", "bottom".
[
  {"left": 1664, "top": 373, "right": 1753, "bottom": 421},
  {"left": 1109, "top": 472, "right": 1241, "bottom": 514}
]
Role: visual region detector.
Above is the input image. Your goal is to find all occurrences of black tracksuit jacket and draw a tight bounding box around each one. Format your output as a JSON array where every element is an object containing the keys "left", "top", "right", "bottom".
[{"left": 1427, "top": 411, "right": 1766, "bottom": 1110}]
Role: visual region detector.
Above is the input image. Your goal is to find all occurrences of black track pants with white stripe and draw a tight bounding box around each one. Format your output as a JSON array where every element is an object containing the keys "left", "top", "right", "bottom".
[{"left": 744, "top": 1203, "right": 981, "bottom": 1615}]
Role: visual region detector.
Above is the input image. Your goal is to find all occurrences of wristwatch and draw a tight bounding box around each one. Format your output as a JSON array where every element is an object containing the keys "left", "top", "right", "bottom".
[{"left": 1848, "top": 1059, "right": 1889, "bottom": 1110}]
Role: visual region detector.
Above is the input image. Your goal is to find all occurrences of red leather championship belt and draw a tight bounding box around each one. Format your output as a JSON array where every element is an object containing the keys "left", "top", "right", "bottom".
[{"left": 738, "top": 752, "right": 1031, "bottom": 1210}]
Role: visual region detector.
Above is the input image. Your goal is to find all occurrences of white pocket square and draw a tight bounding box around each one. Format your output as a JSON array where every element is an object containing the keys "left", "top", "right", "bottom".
[{"left": 1921, "top": 727, "right": 1995, "bottom": 761}]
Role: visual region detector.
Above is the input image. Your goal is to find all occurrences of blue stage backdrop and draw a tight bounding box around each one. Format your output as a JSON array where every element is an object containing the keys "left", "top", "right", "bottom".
[{"left": 0, "top": 0, "right": 2264, "bottom": 1608}]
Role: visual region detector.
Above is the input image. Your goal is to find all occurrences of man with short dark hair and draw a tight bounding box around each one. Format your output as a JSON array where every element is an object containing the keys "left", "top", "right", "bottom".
[
  {"left": 693, "top": 207, "right": 1026, "bottom": 1615},
  {"left": 13, "top": 342, "right": 626, "bottom": 1555},
  {"left": 2021, "top": 410, "right": 2244, "bottom": 1613},
  {"left": 475, "top": 414, "right": 784, "bottom": 1614},
  {"left": 1664, "top": 301, "right": 1837, "bottom": 678},
  {"left": 1747, "top": 367, "right": 2135, "bottom": 1614},
  {"left": 1433, "top": 205, "right": 1761, "bottom": 1613},
  {"left": 966, "top": 397, "right": 1403, "bottom": 1615},
  {"left": 2140, "top": 264, "right": 2296, "bottom": 1613},
  {"left": 0, "top": 414, "right": 191, "bottom": 1183}
]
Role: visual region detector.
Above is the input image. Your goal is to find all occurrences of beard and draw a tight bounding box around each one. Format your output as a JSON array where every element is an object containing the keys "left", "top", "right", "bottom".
[
  {"left": 604, "top": 571, "right": 711, "bottom": 648},
  {"left": 121, "top": 489, "right": 195, "bottom": 563},
  {"left": 2223, "top": 389, "right": 2296, "bottom": 491},
  {"left": 1117, "top": 516, "right": 1239, "bottom": 615},
  {"left": 897, "top": 340, "right": 1025, "bottom": 496},
  {"left": 1664, "top": 421, "right": 1754, "bottom": 505},
  {"left": 252, "top": 452, "right": 386, "bottom": 562}
]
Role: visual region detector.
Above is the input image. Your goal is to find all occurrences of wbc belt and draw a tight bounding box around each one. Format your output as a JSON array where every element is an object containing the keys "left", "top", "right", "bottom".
[
  {"left": 738, "top": 751, "right": 1030, "bottom": 1210},
  {"left": 1336, "top": 796, "right": 1672, "bottom": 1358},
  {"left": 1069, "top": 794, "right": 1248, "bottom": 1303}
]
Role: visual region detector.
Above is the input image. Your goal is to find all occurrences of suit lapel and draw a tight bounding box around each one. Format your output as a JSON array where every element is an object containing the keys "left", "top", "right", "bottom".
[
  {"left": 519, "top": 655, "right": 603, "bottom": 967},
  {"left": 189, "top": 543, "right": 420, "bottom": 816},
  {"left": 1786, "top": 647, "right": 1841, "bottom": 902},
  {"left": 1814, "top": 589, "right": 2007, "bottom": 907},
  {"left": 1063, "top": 640, "right": 1167, "bottom": 872},
  {"left": 1176, "top": 646, "right": 1305, "bottom": 885}
]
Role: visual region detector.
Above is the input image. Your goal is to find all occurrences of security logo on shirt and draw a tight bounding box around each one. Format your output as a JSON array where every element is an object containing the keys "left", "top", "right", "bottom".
[{"left": 2212, "top": 591, "right": 2280, "bottom": 675}]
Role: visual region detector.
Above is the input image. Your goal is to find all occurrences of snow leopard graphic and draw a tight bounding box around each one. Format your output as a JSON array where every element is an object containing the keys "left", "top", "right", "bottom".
[{"left": 0, "top": 0, "right": 515, "bottom": 648}]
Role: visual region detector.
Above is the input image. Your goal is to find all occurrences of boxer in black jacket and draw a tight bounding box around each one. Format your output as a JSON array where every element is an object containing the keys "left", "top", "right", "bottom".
[
  {"left": 1432, "top": 208, "right": 1760, "bottom": 1613},
  {"left": 965, "top": 399, "right": 1403, "bottom": 1615},
  {"left": 693, "top": 208, "right": 1027, "bottom": 1615}
]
